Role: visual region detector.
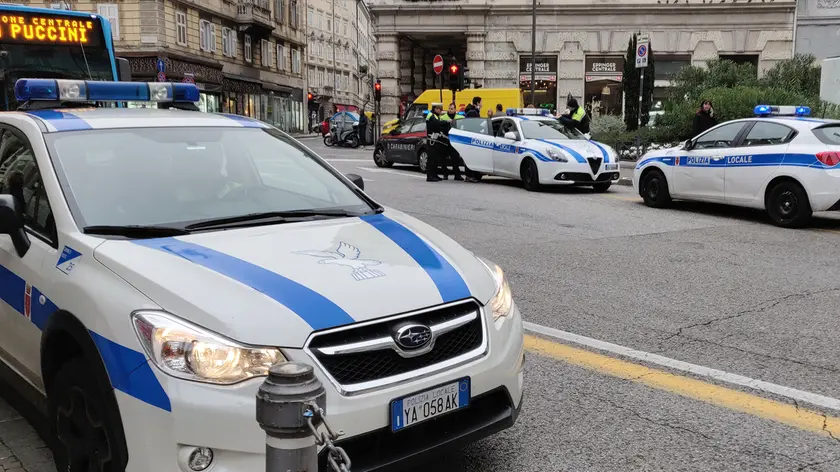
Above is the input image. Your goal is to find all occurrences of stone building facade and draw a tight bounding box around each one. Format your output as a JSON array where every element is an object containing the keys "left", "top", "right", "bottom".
[
  {"left": 370, "top": 0, "right": 796, "bottom": 121},
  {"left": 28, "top": 0, "right": 308, "bottom": 133},
  {"left": 795, "top": 0, "right": 840, "bottom": 61}
]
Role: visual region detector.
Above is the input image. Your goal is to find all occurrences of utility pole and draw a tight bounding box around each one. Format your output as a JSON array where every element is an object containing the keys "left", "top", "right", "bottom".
[
  {"left": 332, "top": 0, "right": 336, "bottom": 99},
  {"left": 530, "top": 0, "right": 536, "bottom": 106}
]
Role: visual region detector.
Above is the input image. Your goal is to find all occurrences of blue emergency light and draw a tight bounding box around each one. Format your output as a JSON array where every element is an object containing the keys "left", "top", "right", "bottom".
[
  {"left": 14, "top": 79, "right": 200, "bottom": 103},
  {"left": 506, "top": 108, "right": 550, "bottom": 116},
  {"left": 753, "top": 105, "right": 811, "bottom": 117}
]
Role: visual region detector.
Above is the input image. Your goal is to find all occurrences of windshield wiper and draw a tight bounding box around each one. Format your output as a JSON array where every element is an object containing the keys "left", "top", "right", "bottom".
[
  {"left": 185, "top": 209, "right": 365, "bottom": 230},
  {"left": 82, "top": 225, "right": 191, "bottom": 238}
]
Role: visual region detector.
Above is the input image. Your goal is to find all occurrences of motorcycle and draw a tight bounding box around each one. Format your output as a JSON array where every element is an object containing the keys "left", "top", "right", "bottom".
[{"left": 325, "top": 123, "right": 360, "bottom": 148}]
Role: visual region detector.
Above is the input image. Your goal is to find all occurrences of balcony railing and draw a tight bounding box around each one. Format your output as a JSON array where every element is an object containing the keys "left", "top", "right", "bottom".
[{"left": 236, "top": 0, "right": 273, "bottom": 28}]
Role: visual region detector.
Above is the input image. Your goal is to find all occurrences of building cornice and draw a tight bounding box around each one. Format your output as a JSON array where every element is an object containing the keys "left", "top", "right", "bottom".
[{"left": 369, "top": 3, "right": 794, "bottom": 15}]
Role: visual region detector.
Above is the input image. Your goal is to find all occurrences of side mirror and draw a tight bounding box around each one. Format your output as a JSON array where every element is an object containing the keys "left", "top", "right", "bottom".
[
  {"left": 0, "top": 195, "right": 30, "bottom": 257},
  {"left": 504, "top": 131, "right": 518, "bottom": 141},
  {"left": 346, "top": 173, "right": 364, "bottom": 191},
  {"left": 116, "top": 57, "right": 132, "bottom": 82},
  {"left": 682, "top": 139, "right": 692, "bottom": 150}
]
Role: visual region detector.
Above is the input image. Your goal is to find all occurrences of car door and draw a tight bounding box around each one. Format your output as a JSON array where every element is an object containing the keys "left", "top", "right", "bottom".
[
  {"left": 673, "top": 122, "right": 749, "bottom": 201},
  {"left": 0, "top": 126, "right": 57, "bottom": 386},
  {"left": 724, "top": 121, "right": 796, "bottom": 205},
  {"left": 406, "top": 119, "right": 427, "bottom": 165},
  {"left": 383, "top": 120, "right": 411, "bottom": 163},
  {"left": 493, "top": 118, "right": 521, "bottom": 177},
  {"left": 449, "top": 117, "right": 495, "bottom": 173}
]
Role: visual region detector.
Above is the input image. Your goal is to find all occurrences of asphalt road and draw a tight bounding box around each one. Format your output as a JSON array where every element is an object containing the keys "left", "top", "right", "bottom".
[{"left": 3, "top": 136, "right": 840, "bottom": 471}]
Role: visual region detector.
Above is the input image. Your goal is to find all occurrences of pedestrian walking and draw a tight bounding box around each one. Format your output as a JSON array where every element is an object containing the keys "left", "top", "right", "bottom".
[
  {"left": 692, "top": 100, "right": 716, "bottom": 137},
  {"left": 425, "top": 102, "right": 448, "bottom": 182},
  {"left": 358, "top": 109, "right": 369, "bottom": 146},
  {"left": 464, "top": 96, "right": 482, "bottom": 117}
]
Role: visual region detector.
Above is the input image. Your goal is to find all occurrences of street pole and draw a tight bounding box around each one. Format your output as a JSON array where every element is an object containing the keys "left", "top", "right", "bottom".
[
  {"left": 530, "top": 0, "right": 536, "bottom": 106},
  {"left": 256, "top": 363, "right": 325, "bottom": 472},
  {"left": 638, "top": 67, "right": 644, "bottom": 129}
]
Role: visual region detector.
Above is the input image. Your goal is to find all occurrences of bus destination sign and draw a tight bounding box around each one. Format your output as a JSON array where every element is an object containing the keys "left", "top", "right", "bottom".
[{"left": 0, "top": 12, "right": 102, "bottom": 47}]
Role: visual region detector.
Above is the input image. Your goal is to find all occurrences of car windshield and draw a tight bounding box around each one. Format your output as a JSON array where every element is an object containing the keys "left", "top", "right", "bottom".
[
  {"left": 520, "top": 119, "right": 584, "bottom": 140},
  {"left": 46, "top": 127, "right": 374, "bottom": 228}
]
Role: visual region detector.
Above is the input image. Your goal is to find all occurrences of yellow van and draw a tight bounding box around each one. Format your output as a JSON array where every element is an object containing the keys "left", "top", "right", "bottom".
[{"left": 382, "top": 88, "right": 524, "bottom": 134}]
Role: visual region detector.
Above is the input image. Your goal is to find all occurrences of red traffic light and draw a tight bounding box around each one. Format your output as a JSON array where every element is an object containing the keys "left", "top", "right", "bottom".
[
  {"left": 307, "top": 92, "right": 313, "bottom": 100},
  {"left": 374, "top": 82, "right": 381, "bottom": 91},
  {"left": 450, "top": 64, "right": 459, "bottom": 74}
]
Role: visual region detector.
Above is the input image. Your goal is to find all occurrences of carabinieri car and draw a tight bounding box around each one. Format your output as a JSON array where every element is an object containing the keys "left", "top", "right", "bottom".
[
  {"left": 633, "top": 105, "right": 840, "bottom": 228},
  {"left": 0, "top": 79, "right": 525, "bottom": 471},
  {"left": 448, "top": 108, "right": 620, "bottom": 192}
]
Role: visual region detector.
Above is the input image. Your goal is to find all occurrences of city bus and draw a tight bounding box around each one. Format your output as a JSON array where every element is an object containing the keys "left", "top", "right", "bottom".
[{"left": 0, "top": 4, "right": 131, "bottom": 110}]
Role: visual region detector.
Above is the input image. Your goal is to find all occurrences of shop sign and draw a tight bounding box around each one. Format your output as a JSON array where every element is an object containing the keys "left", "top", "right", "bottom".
[
  {"left": 519, "top": 55, "right": 558, "bottom": 74},
  {"left": 585, "top": 56, "right": 625, "bottom": 75}
]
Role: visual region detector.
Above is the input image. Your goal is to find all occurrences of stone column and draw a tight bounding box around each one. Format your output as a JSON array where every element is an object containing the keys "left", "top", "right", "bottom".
[
  {"left": 466, "top": 32, "right": 487, "bottom": 89},
  {"left": 413, "top": 46, "right": 427, "bottom": 98},
  {"left": 399, "top": 37, "right": 412, "bottom": 97},
  {"left": 375, "top": 33, "right": 401, "bottom": 121}
]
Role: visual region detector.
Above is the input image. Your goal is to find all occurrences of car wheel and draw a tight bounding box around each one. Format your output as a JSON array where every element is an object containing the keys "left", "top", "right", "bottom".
[
  {"left": 640, "top": 169, "right": 671, "bottom": 208},
  {"left": 374, "top": 147, "right": 393, "bottom": 168},
  {"left": 765, "top": 180, "right": 812, "bottom": 228},
  {"left": 592, "top": 182, "right": 611, "bottom": 193},
  {"left": 521, "top": 158, "right": 541, "bottom": 191},
  {"left": 418, "top": 150, "right": 428, "bottom": 173},
  {"left": 49, "top": 358, "right": 122, "bottom": 472}
]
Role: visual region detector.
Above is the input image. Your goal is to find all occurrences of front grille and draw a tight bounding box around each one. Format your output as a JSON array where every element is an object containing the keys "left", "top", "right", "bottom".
[
  {"left": 554, "top": 172, "right": 613, "bottom": 182},
  {"left": 587, "top": 157, "right": 603, "bottom": 174},
  {"left": 306, "top": 300, "right": 486, "bottom": 391}
]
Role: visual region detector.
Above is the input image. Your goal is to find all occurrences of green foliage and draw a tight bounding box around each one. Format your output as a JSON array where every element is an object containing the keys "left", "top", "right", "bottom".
[
  {"left": 760, "top": 54, "right": 821, "bottom": 98},
  {"left": 668, "top": 59, "right": 759, "bottom": 105},
  {"left": 590, "top": 114, "right": 625, "bottom": 136}
]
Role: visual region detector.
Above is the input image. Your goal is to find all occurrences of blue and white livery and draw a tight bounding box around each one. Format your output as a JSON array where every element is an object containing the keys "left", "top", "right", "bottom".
[
  {"left": 633, "top": 105, "right": 840, "bottom": 227},
  {"left": 0, "top": 80, "right": 524, "bottom": 471},
  {"left": 448, "top": 108, "right": 620, "bottom": 192}
]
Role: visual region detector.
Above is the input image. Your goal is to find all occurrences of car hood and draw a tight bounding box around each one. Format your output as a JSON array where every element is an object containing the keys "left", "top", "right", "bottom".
[
  {"left": 93, "top": 209, "right": 497, "bottom": 348},
  {"left": 538, "top": 139, "right": 616, "bottom": 161}
]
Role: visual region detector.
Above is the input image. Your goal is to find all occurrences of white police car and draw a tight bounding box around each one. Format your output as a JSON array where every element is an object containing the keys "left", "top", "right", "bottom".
[
  {"left": 0, "top": 79, "right": 525, "bottom": 471},
  {"left": 633, "top": 105, "right": 840, "bottom": 228},
  {"left": 448, "top": 108, "right": 620, "bottom": 192}
]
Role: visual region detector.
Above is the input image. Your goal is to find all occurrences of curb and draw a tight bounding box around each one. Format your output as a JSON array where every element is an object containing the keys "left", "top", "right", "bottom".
[{"left": 617, "top": 177, "right": 633, "bottom": 187}]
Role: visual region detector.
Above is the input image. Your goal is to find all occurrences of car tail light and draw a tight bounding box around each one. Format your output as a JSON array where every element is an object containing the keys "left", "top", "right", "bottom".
[{"left": 816, "top": 151, "right": 840, "bottom": 167}]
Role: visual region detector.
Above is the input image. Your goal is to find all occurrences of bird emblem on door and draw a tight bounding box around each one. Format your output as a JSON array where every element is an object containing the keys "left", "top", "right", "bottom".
[{"left": 295, "top": 241, "right": 385, "bottom": 281}]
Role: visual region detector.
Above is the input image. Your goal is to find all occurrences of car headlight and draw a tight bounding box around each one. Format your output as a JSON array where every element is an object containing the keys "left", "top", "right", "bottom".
[
  {"left": 546, "top": 148, "right": 568, "bottom": 162},
  {"left": 132, "top": 311, "right": 285, "bottom": 385},
  {"left": 478, "top": 259, "right": 513, "bottom": 321}
]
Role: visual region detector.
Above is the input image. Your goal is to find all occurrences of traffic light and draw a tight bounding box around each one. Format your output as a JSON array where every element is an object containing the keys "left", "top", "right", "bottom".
[
  {"left": 448, "top": 63, "right": 460, "bottom": 92},
  {"left": 374, "top": 79, "right": 382, "bottom": 102},
  {"left": 307, "top": 92, "right": 313, "bottom": 101},
  {"left": 461, "top": 66, "right": 470, "bottom": 90}
]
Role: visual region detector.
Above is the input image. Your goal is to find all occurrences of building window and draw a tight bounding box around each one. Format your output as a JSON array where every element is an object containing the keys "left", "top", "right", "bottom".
[
  {"left": 199, "top": 20, "right": 216, "bottom": 52},
  {"left": 655, "top": 55, "right": 691, "bottom": 81},
  {"left": 96, "top": 4, "right": 119, "bottom": 39},
  {"left": 175, "top": 11, "right": 187, "bottom": 46},
  {"left": 307, "top": 7, "right": 314, "bottom": 27},
  {"left": 244, "top": 34, "right": 252, "bottom": 62},
  {"left": 290, "top": 0, "right": 298, "bottom": 28},
  {"left": 326, "top": 18, "right": 330, "bottom": 32},
  {"left": 292, "top": 48, "right": 301, "bottom": 74},
  {"left": 261, "top": 39, "right": 272, "bottom": 67},
  {"left": 275, "top": 0, "right": 284, "bottom": 23},
  {"left": 342, "top": 19, "right": 347, "bottom": 36},
  {"left": 222, "top": 27, "right": 237, "bottom": 57},
  {"left": 277, "top": 43, "right": 286, "bottom": 70}
]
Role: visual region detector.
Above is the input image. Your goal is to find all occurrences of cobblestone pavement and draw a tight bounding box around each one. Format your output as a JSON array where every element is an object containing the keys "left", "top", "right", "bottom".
[{"left": 0, "top": 398, "right": 53, "bottom": 472}]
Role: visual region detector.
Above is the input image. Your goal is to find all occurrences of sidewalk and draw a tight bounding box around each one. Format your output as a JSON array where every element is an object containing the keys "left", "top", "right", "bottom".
[{"left": 0, "top": 397, "right": 53, "bottom": 472}]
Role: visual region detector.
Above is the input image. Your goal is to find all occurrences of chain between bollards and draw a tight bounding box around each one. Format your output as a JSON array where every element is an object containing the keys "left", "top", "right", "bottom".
[{"left": 256, "top": 362, "right": 351, "bottom": 472}]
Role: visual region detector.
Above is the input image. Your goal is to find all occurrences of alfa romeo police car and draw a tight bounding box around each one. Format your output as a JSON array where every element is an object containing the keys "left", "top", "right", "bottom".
[
  {"left": 448, "top": 108, "right": 620, "bottom": 192},
  {"left": 0, "top": 79, "right": 525, "bottom": 471},
  {"left": 633, "top": 105, "right": 840, "bottom": 228}
]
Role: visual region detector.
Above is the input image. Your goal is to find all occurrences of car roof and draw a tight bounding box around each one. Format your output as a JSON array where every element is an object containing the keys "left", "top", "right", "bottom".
[
  {"left": 9, "top": 108, "right": 269, "bottom": 133},
  {"left": 728, "top": 116, "right": 840, "bottom": 130}
]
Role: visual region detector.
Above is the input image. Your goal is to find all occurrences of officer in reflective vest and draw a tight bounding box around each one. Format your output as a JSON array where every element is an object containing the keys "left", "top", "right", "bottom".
[{"left": 436, "top": 103, "right": 463, "bottom": 180}]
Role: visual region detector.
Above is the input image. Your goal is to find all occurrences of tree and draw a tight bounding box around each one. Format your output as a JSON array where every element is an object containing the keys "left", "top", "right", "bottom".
[
  {"left": 640, "top": 39, "right": 655, "bottom": 127},
  {"left": 760, "top": 53, "right": 821, "bottom": 98},
  {"left": 622, "top": 34, "right": 639, "bottom": 131}
]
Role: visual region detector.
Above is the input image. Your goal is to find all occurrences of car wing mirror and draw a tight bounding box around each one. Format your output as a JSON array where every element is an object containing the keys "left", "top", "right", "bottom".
[
  {"left": 346, "top": 173, "right": 364, "bottom": 191},
  {"left": 504, "top": 131, "right": 517, "bottom": 140},
  {"left": 0, "top": 194, "right": 29, "bottom": 257},
  {"left": 681, "top": 139, "right": 692, "bottom": 150}
]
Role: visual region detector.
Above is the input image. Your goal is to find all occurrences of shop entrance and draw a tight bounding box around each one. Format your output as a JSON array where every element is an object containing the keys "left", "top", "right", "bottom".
[
  {"left": 584, "top": 56, "right": 625, "bottom": 118},
  {"left": 519, "top": 55, "right": 557, "bottom": 112}
]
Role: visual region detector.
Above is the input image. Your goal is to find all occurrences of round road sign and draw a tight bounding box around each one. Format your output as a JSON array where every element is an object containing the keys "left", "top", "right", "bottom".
[
  {"left": 433, "top": 54, "right": 444, "bottom": 75},
  {"left": 157, "top": 71, "right": 166, "bottom": 82},
  {"left": 637, "top": 45, "right": 647, "bottom": 57}
]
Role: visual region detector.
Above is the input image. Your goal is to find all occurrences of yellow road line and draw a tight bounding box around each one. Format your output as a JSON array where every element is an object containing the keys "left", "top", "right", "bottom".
[{"left": 524, "top": 335, "right": 840, "bottom": 438}]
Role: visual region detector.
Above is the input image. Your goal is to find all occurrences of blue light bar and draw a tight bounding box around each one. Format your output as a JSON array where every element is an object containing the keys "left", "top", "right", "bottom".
[
  {"left": 15, "top": 79, "right": 200, "bottom": 103},
  {"left": 754, "top": 104, "right": 811, "bottom": 117},
  {"left": 506, "top": 107, "right": 550, "bottom": 116}
]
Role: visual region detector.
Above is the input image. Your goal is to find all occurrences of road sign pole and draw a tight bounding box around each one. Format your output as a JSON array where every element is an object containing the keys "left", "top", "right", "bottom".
[
  {"left": 635, "top": 34, "right": 650, "bottom": 129},
  {"left": 638, "top": 67, "right": 644, "bottom": 129}
]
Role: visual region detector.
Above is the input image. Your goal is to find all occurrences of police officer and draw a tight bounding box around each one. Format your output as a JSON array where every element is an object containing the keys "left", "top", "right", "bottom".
[
  {"left": 558, "top": 97, "right": 591, "bottom": 134},
  {"left": 439, "top": 103, "right": 463, "bottom": 181},
  {"left": 425, "top": 102, "right": 448, "bottom": 182}
]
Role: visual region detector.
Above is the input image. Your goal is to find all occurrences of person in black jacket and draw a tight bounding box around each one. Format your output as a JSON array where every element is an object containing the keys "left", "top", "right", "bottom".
[
  {"left": 464, "top": 96, "right": 482, "bottom": 118},
  {"left": 692, "top": 100, "right": 716, "bottom": 137},
  {"left": 357, "top": 109, "right": 369, "bottom": 146},
  {"left": 425, "top": 103, "right": 449, "bottom": 181}
]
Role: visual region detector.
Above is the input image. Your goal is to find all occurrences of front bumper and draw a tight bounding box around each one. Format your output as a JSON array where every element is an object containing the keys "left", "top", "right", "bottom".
[{"left": 118, "top": 302, "right": 525, "bottom": 472}]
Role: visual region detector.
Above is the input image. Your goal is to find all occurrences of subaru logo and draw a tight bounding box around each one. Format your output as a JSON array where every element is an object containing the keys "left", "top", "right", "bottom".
[{"left": 394, "top": 323, "right": 433, "bottom": 350}]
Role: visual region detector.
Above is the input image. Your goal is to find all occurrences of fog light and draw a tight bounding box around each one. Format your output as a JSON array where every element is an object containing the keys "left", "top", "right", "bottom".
[
  {"left": 188, "top": 447, "right": 213, "bottom": 471},
  {"left": 613, "top": 172, "right": 620, "bottom": 180},
  {"left": 560, "top": 173, "right": 566, "bottom": 180}
]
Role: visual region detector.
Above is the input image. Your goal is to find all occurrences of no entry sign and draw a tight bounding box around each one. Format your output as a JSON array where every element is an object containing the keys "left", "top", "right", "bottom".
[{"left": 433, "top": 55, "right": 444, "bottom": 75}]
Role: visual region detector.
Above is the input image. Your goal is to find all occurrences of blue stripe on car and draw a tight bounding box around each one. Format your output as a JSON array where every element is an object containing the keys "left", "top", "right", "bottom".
[
  {"left": 449, "top": 133, "right": 552, "bottom": 162},
  {"left": 537, "top": 139, "right": 587, "bottom": 163},
  {"left": 0, "top": 263, "right": 171, "bottom": 411},
  {"left": 133, "top": 237, "right": 355, "bottom": 330},
  {"left": 360, "top": 214, "right": 471, "bottom": 303},
  {"left": 25, "top": 110, "right": 93, "bottom": 132},
  {"left": 589, "top": 141, "right": 610, "bottom": 163},
  {"left": 217, "top": 113, "right": 268, "bottom": 128},
  {"left": 635, "top": 153, "right": 829, "bottom": 170}
]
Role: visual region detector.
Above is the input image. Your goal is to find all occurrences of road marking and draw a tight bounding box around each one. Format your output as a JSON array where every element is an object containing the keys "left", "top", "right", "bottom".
[
  {"left": 524, "top": 322, "right": 840, "bottom": 412},
  {"left": 524, "top": 334, "right": 840, "bottom": 438},
  {"left": 356, "top": 167, "right": 425, "bottom": 179},
  {"left": 325, "top": 158, "right": 371, "bottom": 162}
]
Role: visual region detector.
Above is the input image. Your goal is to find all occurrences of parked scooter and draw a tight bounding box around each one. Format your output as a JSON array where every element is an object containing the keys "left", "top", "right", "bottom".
[{"left": 325, "top": 122, "right": 360, "bottom": 148}]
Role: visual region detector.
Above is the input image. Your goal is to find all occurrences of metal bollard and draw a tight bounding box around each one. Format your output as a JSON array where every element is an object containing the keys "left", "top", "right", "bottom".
[{"left": 256, "top": 362, "right": 326, "bottom": 472}]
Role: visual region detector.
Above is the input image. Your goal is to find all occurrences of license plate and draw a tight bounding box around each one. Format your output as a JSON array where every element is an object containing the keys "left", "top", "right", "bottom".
[
  {"left": 605, "top": 163, "right": 619, "bottom": 171},
  {"left": 390, "top": 378, "right": 470, "bottom": 432}
]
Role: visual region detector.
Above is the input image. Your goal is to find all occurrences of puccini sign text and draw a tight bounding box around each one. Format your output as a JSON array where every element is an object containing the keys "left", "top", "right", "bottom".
[{"left": 0, "top": 12, "right": 102, "bottom": 46}]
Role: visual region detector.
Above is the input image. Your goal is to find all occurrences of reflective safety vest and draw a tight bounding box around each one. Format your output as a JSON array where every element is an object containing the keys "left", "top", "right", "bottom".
[
  {"left": 440, "top": 113, "right": 463, "bottom": 122},
  {"left": 571, "top": 107, "right": 586, "bottom": 122}
]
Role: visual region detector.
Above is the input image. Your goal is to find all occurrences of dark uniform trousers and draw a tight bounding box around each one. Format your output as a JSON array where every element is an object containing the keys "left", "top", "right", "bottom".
[{"left": 425, "top": 113, "right": 448, "bottom": 180}]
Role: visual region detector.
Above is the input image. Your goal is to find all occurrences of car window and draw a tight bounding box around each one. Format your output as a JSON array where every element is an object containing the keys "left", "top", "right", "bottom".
[
  {"left": 742, "top": 122, "right": 794, "bottom": 147},
  {"left": 0, "top": 129, "right": 55, "bottom": 242},
  {"left": 520, "top": 120, "right": 582, "bottom": 140},
  {"left": 694, "top": 123, "right": 745, "bottom": 149},
  {"left": 491, "top": 118, "right": 504, "bottom": 137},
  {"left": 47, "top": 127, "right": 372, "bottom": 228},
  {"left": 812, "top": 125, "right": 840, "bottom": 145},
  {"left": 452, "top": 118, "right": 492, "bottom": 135},
  {"left": 404, "top": 104, "right": 427, "bottom": 120},
  {"left": 408, "top": 120, "right": 426, "bottom": 134},
  {"left": 501, "top": 120, "right": 519, "bottom": 139}
]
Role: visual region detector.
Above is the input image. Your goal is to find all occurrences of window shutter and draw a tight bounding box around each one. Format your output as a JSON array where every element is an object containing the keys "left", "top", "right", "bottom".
[{"left": 209, "top": 24, "right": 217, "bottom": 52}]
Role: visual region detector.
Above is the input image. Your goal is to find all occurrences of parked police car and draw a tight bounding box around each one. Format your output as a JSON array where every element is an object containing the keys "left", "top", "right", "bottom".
[
  {"left": 448, "top": 108, "right": 620, "bottom": 191},
  {"left": 0, "top": 79, "right": 525, "bottom": 471},
  {"left": 634, "top": 105, "right": 840, "bottom": 228}
]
